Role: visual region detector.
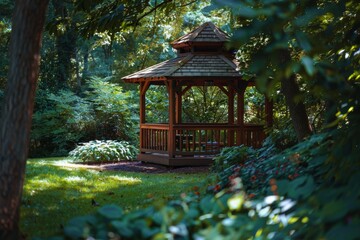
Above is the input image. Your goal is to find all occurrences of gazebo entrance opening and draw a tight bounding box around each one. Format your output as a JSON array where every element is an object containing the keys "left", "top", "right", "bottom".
[{"left": 123, "top": 22, "right": 273, "bottom": 166}]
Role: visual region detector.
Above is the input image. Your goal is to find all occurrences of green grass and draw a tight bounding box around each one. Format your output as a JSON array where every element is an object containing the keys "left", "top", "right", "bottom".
[{"left": 20, "top": 158, "right": 210, "bottom": 238}]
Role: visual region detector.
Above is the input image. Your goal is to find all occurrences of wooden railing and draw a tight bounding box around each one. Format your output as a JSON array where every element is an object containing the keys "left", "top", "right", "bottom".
[
  {"left": 140, "top": 124, "right": 169, "bottom": 153},
  {"left": 140, "top": 123, "right": 265, "bottom": 156}
]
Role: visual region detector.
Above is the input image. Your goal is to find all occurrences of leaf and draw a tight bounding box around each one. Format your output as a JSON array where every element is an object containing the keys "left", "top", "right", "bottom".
[
  {"left": 295, "top": 32, "right": 312, "bottom": 52},
  {"left": 64, "top": 226, "right": 83, "bottom": 238},
  {"left": 321, "top": 199, "right": 360, "bottom": 222},
  {"left": 111, "top": 221, "right": 133, "bottom": 237},
  {"left": 98, "top": 205, "right": 123, "bottom": 219},
  {"left": 288, "top": 176, "right": 315, "bottom": 199},
  {"left": 200, "top": 195, "right": 214, "bottom": 213},
  {"left": 326, "top": 220, "right": 360, "bottom": 240},
  {"left": 142, "top": 227, "right": 161, "bottom": 239},
  {"left": 236, "top": 5, "right": 258, "bottom": 18},
  {"left": 293, "top": 7, "right": 325, "bottom": 27},
  {"left": 201, "top": 5, "right": 218, "bottom": 14},
  {"left": 301, "top": 56, "right": 315, "bottom": 76},
  {"left": 213, "top": 0, "right": 241, "bottom": 9}
]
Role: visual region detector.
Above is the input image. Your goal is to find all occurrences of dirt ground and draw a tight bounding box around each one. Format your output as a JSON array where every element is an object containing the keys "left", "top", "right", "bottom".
[{"left": 58, "top": 161, "right": 211, "bottom": 174}]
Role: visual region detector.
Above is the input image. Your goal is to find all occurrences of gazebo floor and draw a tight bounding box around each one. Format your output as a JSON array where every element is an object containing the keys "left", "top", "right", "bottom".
[{"left": 137, "top": 153, "right": 214, "bottom": 166}]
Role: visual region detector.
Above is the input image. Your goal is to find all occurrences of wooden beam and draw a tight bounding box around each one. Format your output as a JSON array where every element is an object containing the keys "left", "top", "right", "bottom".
[
  {"left": 181, "top": 85, "right": 193, "bottom": 95},
  {"left": 218, "top": 85, "right": 229, "bottom": 97},
  {"left": 140, "top": 81, "right": 151, "bottom": 96}
]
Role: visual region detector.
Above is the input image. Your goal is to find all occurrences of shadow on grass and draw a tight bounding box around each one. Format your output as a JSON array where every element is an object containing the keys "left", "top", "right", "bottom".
[{"left": 21, "top": 158, "right": 210, "bottom": 238}]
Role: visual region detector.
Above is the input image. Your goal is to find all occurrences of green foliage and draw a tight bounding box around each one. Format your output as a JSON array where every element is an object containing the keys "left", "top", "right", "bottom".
[
  {"left": 217, "top": 132, "right": 330, "bottom": 196},
  {"left": 86, "top": 77, "right": 138, "bottom": 141},
  {"left": 50, "top": 125, "right": 360, "bottom": 240},
  {"left": 144, "top": 85, "right": 168, "bottom": 123},
  {"left": 30, "top": 77, "right": 139, "bottom": 157},
  {"left": 244, "top": 87, "right": 265, "bottom": 124},
  {"left": 212, "top": 145, "right": 254, "bottom": 173},
  {"left": 213, "top": 0, "right": 358, "bottom": 101},
  {"left": 69, "top": 140, "right": 138, "bottom": 163},
  {"left": 183, "top": 86, "right": 229, "bottom": 123},
  {"left": 268, "top": 119, "right": 298, "bottom": 150},
  {"left": 31, "top": 90, "right": 95, "bottom": 156},
  {"left": 213, "top": 125, "right": 359, "bottom": 238}
]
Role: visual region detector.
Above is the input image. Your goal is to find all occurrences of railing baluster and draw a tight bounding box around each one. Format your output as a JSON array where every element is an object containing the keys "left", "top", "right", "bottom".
[{"left": 140, "top": 123, "right": 265, "bottom": 155}]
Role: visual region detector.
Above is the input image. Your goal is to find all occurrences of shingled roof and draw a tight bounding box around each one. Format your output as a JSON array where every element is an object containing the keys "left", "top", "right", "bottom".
[
  {"left": 122, "top": 22, "right": 240, "bottom": 83},
  {"left": 123, "top": 53, "right": 240, "bottom": 82},
  {"left": 171, "top": 22, "right": 230, "bottom": 49}
]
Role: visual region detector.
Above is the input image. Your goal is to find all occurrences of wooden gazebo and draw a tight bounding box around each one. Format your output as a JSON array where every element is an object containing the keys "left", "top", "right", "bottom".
[{"left": 122, "top": 22, "right": 273, "bottom": 166}]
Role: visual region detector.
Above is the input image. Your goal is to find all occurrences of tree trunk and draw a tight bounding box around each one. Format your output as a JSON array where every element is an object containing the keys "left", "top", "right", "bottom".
[
  {"left": 280, "top": 49, "right": 313, "bottom": 141},
  {"left": 0, "top": 0, "right": 49, "bottom": 239}
]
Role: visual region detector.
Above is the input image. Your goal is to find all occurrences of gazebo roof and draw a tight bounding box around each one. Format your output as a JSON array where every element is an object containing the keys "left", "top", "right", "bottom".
[
  {"left": 122, "top": 22, "right": 240, "bottom": 83},
  {"left": 171, "top": 22, "right": 230, "bottom": 49},
  {"left": 122, "top": 53, "right": 240, "bottom": 82}
]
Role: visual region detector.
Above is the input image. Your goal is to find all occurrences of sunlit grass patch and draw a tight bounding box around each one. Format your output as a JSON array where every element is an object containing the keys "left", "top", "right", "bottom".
[{"left": 20, "top": 157, "right": 209, "bottom": 238}]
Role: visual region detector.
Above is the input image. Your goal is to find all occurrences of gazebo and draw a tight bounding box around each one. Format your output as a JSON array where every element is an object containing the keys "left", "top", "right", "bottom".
[{"left": 122, "top": 22, "right": 273, "bottom": 166}]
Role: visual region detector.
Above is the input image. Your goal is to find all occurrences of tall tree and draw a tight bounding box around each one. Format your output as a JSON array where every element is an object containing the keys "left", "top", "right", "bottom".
[
  {"left": 52, "top": 0, "right": 76, "bottom": 89},
  {"left": 0, "top": 0, "right": 49, "bottom": 239},
  {"left": 279, "top": 49, "right": 313, "bottom": 140}
]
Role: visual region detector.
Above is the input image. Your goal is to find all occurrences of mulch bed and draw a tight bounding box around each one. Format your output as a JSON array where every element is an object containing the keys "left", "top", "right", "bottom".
[{"left": 57, "top": 161, "right": 210, "bottom": 174}]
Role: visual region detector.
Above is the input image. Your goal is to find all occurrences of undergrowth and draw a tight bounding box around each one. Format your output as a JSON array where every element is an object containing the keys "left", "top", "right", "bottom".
[{"left": 42, "top": 125, "right": 360, "bottom": 239}]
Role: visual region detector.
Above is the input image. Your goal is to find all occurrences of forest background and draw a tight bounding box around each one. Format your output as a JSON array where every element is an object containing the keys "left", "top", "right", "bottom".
[{"left": 1, "top": 0, "right": 306, "bottom": 158}]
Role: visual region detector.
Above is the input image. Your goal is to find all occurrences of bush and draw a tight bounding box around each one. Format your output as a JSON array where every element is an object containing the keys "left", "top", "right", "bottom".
[
  {"left": 86, "top": 77, "right": 139, "bottom": 142},
  {"left": 30, "top": 89, "right": 96, "bottom": 157},
  {"left": 69, "top": 140, "right": 138, "bottom": 163},
  {"left": 268, "top": 119, "right": 298, "bottom": 150},
  {"left": 29, "top": 78, "right": 139, "bottom": 157},
  {"left": 212, "top": 145, "right": 254, "bottom": 173}
]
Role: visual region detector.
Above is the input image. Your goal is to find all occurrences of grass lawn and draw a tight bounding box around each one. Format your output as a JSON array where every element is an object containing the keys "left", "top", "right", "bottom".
[{"left": 20, "top": 158, "right": 210, "bottom": 238}]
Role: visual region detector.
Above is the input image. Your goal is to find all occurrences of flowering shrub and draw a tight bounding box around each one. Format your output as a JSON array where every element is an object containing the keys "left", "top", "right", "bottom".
[{"left": 69, "top": 140, "right": 138, "bottom": 163}]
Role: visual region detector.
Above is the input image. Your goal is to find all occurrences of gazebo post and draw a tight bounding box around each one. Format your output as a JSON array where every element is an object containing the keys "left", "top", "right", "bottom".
[
  {"left": 176, "top": 84, "right": 182, "bottom": 124},
  {"left": 236, "top": 82, "right": 247, "bottom": 145},
  {"left": 228, "top": 83, "right": 235, "bottom": 146},
  {"left": 139, "top": 81, "right": 150, "bottom": 154},
  {"left": 167, "top": 80, "right": 176, "bottom": 158},
  {"left": 140, "top": 81, "right": 150, "bottom": 124}
]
